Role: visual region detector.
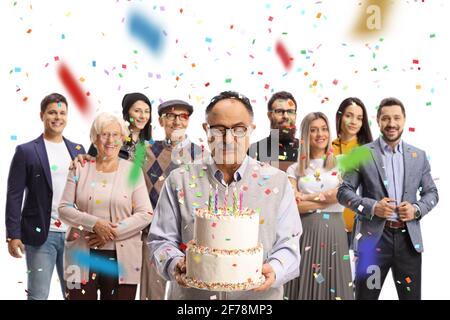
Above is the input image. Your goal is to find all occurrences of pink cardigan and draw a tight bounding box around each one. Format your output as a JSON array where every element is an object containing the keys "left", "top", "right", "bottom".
[{"left": 58, "top": 159, "right": 153, "bottom": 285}]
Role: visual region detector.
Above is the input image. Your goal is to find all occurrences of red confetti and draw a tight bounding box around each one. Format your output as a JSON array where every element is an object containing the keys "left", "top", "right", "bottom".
[
  {"left": 265, "top": 189, "right": 271, "bottom": 195},
  {"left": 413, "top": 59, "right": 419, "bottom": 64},
  {"left": 179, "top": 242, "right": 187, "bottom": 251},
  {"left": 54, "top": 220, "right": 62, "bottom": 228},
  {"left": 268, "top": 16, "right": 273, "bottom": 21},
  {"left": 204, "top": 82, "right": 210, "bottom": 87},
  {"left": 275, "top": 40, "right": 293, "bottom": 70},
  {"left": 57, "top": 62, "right": 90, "bottom": 116},
  {"left": 409, "top": 127, "right": 415, "bottom": 132}
]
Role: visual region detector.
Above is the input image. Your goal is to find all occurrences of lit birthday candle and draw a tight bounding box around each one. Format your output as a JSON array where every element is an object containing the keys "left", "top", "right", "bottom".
[
  {"left": 239, "top": 190, "right": 243, "bottom": 211},
  {"left": 208, "top": 184, "right": 213, "bottom": 212},
  {"left": 214, "top": 184, "right": 218, "bottom": 214},
  {"left": 233, "top": 186, "right": 237, "bottom": 213},
  {"left": 224, "top": 185, "right": 228, "bottom": 214}
]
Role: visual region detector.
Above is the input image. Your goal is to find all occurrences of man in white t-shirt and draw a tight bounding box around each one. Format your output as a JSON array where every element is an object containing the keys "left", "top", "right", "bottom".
[{"left": 5, "top": 93, "right": 85, "bottom": 300}]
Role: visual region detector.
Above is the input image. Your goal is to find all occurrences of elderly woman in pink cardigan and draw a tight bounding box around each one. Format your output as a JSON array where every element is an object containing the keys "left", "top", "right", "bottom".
[{"left": 59, "top": 112, "right": 153, "bottom": 300}]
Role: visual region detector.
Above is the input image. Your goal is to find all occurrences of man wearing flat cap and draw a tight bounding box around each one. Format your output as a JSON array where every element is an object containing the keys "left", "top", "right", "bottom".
[{"left": 140, "top": 99, "right": 204, "bottom": 300}]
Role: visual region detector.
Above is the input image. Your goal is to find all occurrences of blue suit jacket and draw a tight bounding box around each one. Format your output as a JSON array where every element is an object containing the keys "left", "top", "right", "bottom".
[
  {"left": 337, "top": 138, "right": 439, "bottom": 254},
  {"left": 5, "top": 134, "right": 86, "bottom": 246}
]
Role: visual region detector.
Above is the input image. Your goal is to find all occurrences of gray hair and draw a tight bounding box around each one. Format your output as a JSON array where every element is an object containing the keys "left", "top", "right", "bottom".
[{"left": 90, "top": 112, "right": 130, "bottom": 145}]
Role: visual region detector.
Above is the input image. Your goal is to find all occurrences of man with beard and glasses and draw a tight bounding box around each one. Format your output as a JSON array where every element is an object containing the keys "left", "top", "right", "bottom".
[
  {"left": 337, "top": 97, "right": 439, "bottom": 300},
  {"left": 249, "top": 91, "right": 299, "bottom": 172}
]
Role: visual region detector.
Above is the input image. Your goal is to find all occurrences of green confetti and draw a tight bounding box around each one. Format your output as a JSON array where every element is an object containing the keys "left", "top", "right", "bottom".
[
  {"left": 225, "top": 78, "right": 232, "bottom": 83},
  {"left": 337, "top": 146, "right": 372, "bottom": 174},
  {"left": 195, "top": 192, "right": 203, "bottom": 197},
  {"left": 128, "top": 142, "right": 146, "bottom": 187},
  {"left": 50, "top": 165, "right": 58, "bottom": 171}
]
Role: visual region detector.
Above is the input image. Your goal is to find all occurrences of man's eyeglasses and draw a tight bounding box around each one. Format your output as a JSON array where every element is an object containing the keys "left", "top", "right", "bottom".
[
  {"left": 207, "top": 125, "right": 250, "bottom": 138},
  {"left": 162, "top": 113, "right": 190, "bottom": 121},
  {"left": 271, "top": 109, "right": 297, "bottom": 116}
]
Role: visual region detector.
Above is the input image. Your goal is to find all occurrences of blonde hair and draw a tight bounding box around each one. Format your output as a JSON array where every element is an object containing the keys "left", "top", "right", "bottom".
[
  {"left": 90, "top": 112, "right": 130, "bottom": 145},
  {"left": 297, "top": 112, "right": 336, "bottom": 177}
]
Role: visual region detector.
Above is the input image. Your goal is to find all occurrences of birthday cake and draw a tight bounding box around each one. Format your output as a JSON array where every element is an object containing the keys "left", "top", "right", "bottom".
[{"left": 185, "top": 207, "right": 265, "bottom": 291}]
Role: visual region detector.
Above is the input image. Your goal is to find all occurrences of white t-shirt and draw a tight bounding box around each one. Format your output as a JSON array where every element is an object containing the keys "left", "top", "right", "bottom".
[
  {"left": 44, "top": 139, "right": 72, "bottom": 232},
  {"left": 287, "top": 159, "right": 344, "bottom": 212}
]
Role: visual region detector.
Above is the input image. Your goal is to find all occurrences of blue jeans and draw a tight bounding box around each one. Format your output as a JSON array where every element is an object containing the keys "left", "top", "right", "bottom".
[{"left": 25, "top": 231, "right": 66, "bottom": 300}]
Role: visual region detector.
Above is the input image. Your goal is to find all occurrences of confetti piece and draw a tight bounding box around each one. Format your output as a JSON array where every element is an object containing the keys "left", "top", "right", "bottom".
[
  {"left": 323, "top": 214, "right": 330, "bottom": 220},
  {"left": 314, "top": 273, "right": 325, "bottom": 284},
  {"left": 275, "top": 40, "right": 293, "bottom": 70},
  {"left": 343, "top": 255, "right": 350, "bottom": 261},
  {"left": 128, "top": 11, "right": 163, "bottom": 54},
  {"left": 337, "top": 146, "right": 372, "bottom": 174},
  {"left": 358, "top": 205, "right": 364, "bottom": 212},
  {"left": 128, "top": 142, "right": 146, "bottom": 187},
  {"left": 57, "top": 62, "right": 90, "bottom": 116},
  {"left": 10, "top": 135, "right": 17, "bottom": 141},
  {"left": 405, "top": 277, "right": 412, "bottom": 284},
  {"left": 35, "top": 227, "right": 41, "bottom": 233},
  {"left": 73, "top": 249, "right": 122, "bottom": 277},
  {"left": 50, "top": 165, "right": 58, "bottom": 171},
  {"left": 260, "top": 219, "right": 265, "bottom": 225}
]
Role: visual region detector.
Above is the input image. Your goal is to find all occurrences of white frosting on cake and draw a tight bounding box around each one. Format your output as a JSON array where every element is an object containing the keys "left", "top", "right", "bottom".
[
  {"left": 194, "top": 208, "right": 259, "bottom": 250},
  {"left": 186, "top": 242, "right": 264, "bottom": 289},
  {"left": 185, "top": 207, "right": 265, "bottom": 291}
]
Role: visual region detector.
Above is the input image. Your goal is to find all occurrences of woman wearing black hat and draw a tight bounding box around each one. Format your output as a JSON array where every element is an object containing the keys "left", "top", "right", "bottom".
[{"left": 87, "top": 92, "right": 152, "bottom": 160}]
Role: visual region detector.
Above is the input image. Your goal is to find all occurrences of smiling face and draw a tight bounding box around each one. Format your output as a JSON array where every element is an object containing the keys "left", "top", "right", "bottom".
[
  {"left": 340, "top": 103, "right": 363, "bottom": 138},
  {"left": 95, "top": 121, "right": 123, "bottom": 160},
  {"left": 203, "top": 98, "right": 255, "bottom": 165},
  {"left": 377, "top": 105, "right": 405, "bottom": 144},
  {"left": 40, "top": 102, "right": 67, "bottom": 136},
  {"left": 309, "top": 118, "right": 329, "bottom": 155},
  {"left": 159, "top": 105, "right": 190, "bottom": 143},
  {"left": 128, "top": 100, "right": 151, "bottom": 131}
]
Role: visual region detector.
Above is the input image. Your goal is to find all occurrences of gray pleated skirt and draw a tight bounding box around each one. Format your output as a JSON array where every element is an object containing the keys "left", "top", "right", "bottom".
[{"left": 284, "top": 211, "right": 354, "bottom": 300}]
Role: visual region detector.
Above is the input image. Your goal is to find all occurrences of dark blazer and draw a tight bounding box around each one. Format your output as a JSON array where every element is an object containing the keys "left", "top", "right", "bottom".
[
  {"left": 5, "top": 134, "right": 85, "bottom": 246},
  {"left": 337, "top": 138, "right": 439, "bottom": 254}
]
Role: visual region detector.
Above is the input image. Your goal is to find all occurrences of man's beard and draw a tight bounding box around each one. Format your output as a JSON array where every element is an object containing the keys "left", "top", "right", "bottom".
[
  {"left": 271, "top": 119, "right": 296, "bottom": 142},
  {"left": 382, "top": 127, "right": 403, "bottom": 142}
]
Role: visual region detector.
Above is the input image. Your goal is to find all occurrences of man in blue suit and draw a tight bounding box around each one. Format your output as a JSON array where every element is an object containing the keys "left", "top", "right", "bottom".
[
  {"left": 5, "top": 93, "right": 86, "bottom": 300},
  {"left": 338, "top": 97, "right": 439, "bottom": 300}
]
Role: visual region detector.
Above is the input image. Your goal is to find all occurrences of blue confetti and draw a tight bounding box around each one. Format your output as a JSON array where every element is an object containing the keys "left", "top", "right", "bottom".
[
  {"left": 72, "top": 249, "right": 123, "bottom": 277},
  {"left": 128, "top": 11, "right": 163, "bottom": 55}
]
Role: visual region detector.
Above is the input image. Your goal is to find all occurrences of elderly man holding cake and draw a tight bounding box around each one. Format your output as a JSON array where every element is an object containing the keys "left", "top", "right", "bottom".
[{"left": 148, "top": 91, "right": 302, "bottom": 299}]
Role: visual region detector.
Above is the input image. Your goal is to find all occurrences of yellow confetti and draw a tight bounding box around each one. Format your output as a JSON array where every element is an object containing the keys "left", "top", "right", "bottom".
[{"left": 260, "top": 219, "right": 265, "bottom": 224}]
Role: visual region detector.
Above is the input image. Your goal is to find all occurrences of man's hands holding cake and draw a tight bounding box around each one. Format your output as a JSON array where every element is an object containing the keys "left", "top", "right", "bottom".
[
  {"left": 174, "top": 257, "right": 188, "bottom": 287},
  {"left": 253, "top": 263, "right": 276, "bottom": 292}
]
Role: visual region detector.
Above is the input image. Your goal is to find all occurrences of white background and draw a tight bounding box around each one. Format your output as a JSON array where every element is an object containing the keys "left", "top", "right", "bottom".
[{"left": 0, "top": 0, "right": 448, "bottom": 299}]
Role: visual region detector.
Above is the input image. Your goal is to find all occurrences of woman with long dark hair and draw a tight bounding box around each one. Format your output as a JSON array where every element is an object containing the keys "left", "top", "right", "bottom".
[{"left": 332, "top": 97, "right": 373, "bottom": 245}]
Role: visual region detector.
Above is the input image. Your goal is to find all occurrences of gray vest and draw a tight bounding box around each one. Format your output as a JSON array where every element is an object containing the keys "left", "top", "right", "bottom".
[{"left": 166, "top": 157, "right": 290, "bottom": 300}]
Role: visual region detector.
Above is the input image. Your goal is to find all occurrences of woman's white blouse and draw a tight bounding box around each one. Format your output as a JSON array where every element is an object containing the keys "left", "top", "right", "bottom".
[{"left": 287, "top": 159, "right": 344, "bottom": 212}]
